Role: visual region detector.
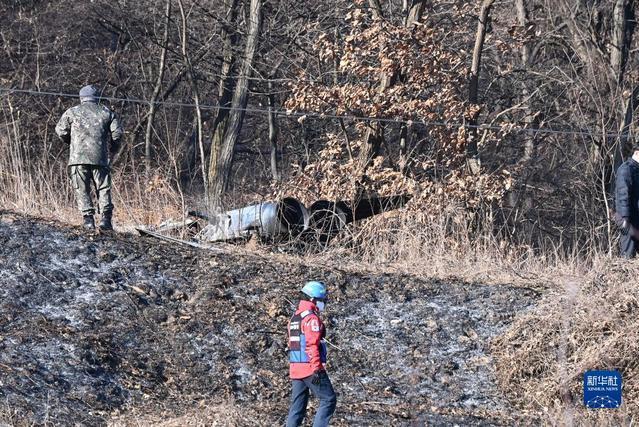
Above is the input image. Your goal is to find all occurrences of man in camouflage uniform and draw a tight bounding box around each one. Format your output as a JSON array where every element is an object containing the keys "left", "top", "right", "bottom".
[{"left": 55, "top": 85, "right": 123, "bottom": 231}]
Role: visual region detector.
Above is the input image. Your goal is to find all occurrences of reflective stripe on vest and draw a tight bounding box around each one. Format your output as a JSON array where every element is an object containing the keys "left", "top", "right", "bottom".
[{"left": 288, "top": 310, "right": 327, "bottom": 364}]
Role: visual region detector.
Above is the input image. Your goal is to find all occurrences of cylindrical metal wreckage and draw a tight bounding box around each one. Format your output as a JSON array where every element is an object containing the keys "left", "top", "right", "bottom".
[
  {"left": 196, "top": 195, "right": 410, "bottom": 243},
  {"left": 198, "top": 197, "right": 309, "bottom": 242}
]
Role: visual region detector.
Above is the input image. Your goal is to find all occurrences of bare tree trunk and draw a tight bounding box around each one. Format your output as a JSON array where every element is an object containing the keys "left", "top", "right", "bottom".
[
  {"left": 406, "top": 0, "right": 425, "bottom": 27},
  {"left": 208, "top": 0, "right": 262, "bottom": 209},
  {"left": 605, "top": 0, "right": 634, "bottom": 254},
  {"left": 515, "top": 0, "right": 535, "bottom": 163},
  {"left": 402, "top": 0, "right": 408, "bottom": 25},
  {"left": 467, "top": 0, "right": 495, "bottom": 175},
  {"left": 267, "top": 79, "right": 279, "bottom": 181},
  {"left": 177, "top": 0, "right": 207, "bottom": 201},
  {"left": 611, "top": 0, "right": 629, "bottom": 85},
  {"left": 358, "top": 0, "right": 424, "bottom": 171},
  {"left": 515, "top": 0, "right": 531, "bottom": 66},
  {"left": 144, "top": 0, "right": 171, "bottom": 180},
  {"left": 339, "top": 119, "right": 354, "bottom": 161},
  {"left": 359, "top": 124, "right": 384, "bottom": 170},
  {"left": 610, "top": 0, "right": 634, "bottom": 184},
  {"left": 399, "top": 123, "right": 408, "bottom": 172},
  {"left": 208, "top": 0, "right": 240, "bottom": 209},
  {"left": 397, "top": 0, "right": 424, "bottom": 171}
]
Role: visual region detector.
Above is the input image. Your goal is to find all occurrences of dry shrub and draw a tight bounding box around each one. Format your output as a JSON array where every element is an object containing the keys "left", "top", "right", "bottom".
[
  {"left": 112, "top": 171, "right": 184, "bottom": 226},
  {"left": 491, "top": 260, "right": 639, "bottom": 424},
  {"left": 278, "top": 133, "right": 412, "bottom": 203},
  {"left": 291, "top": 161, "right": 516, "bottom": 280},
  {"left": 285, "top": 0, "right": 469, "bottom": 127}
]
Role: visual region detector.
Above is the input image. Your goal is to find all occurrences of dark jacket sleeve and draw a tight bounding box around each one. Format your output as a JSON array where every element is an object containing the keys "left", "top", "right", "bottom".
[{"left": 616, "top": 163, "right": 632, "bottom": 218}]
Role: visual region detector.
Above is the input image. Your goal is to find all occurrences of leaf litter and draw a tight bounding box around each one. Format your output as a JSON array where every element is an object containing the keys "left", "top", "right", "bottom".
[{"left": 0, "top": 211, "right": 539, "bottom": 426}]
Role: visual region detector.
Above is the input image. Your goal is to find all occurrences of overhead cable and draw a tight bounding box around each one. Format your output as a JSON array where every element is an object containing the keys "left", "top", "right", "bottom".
[{"left": 0, "top": 87, "right": 628, "bottom": 139}]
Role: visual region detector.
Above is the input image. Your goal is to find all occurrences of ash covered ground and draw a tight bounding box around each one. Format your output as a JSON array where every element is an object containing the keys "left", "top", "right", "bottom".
[{"left": 0, "top": 210, "right": 540, "bottom": 426}]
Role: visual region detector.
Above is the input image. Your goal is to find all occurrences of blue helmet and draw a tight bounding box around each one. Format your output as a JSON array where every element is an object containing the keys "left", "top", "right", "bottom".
[{"left": 301, "top": 281, "right": 327, "bottom": 300}]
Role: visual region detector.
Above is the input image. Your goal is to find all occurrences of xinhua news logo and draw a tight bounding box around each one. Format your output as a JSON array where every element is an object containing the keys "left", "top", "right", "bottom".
[{"left": 583, "top": 370, "right": 622, "bottom": 409}]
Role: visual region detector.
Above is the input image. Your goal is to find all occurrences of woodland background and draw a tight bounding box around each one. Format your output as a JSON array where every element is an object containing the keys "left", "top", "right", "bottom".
[
  {"left": 2, "top": 1, "right": 639, "bottom": 423},
  {"left": 0, "top": 0, "right": 638, "bottom": 260}
]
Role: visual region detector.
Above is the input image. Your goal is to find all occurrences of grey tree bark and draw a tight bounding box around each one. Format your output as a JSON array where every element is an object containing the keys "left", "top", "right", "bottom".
[
  {"left": 467, "top": 0, "right": 495, "bottom": 175},
  {"left": 208, "top": 0, "right": 240, "bottom": 210},
  {"left": 208, "top": 0, "right": 263, "bottom": 210},
  {"left": 406, "top": 0, "right": 425, "bottom": 27},
  {"left": 368, "top": 0, "right": 383, "bottom": 20},
  {"left": 515, "top": 0, "right": 535, "bottom": 163},
  {"left": 144, "top": 0, "right": 171, "bottom": 180},
  {"left": 610, "top": 0, "right": 635, "bottom": 191},
  {"left": 177, "top": 0, "right": 207, "bottom": 201},
  {"left": 399, "top": 0, "right": 424, "bottom": 171},
  {"left": 267, "top": 79, "right": 280, "bottom": 182}
]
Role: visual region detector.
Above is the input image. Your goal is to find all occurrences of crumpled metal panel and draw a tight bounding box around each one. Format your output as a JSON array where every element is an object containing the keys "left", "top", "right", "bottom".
[
  {"left": 198, "top": 197, "right": 309, "bottom": 242},
  {"left": 195, "top": 195, "right": 410, "bottom": 243}
]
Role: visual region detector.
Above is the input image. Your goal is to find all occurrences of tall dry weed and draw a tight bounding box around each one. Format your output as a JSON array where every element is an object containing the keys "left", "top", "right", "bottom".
[
  {"left": 0, "top": 98, "right": 185, "bottom": 228},
  {"left": 492, "top": 261, "right": 639, "bottom": 424},
  {"left": 2, "top": 95, "right": 634, "bottom": 424}
]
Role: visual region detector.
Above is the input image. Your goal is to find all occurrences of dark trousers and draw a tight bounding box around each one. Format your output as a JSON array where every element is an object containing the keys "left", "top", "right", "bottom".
[
  {"left": 286, "top": 374, "right": 336, "bottom": 427},
  {"left": 620, "top": 232, "right": 638, "bottom": 258}
]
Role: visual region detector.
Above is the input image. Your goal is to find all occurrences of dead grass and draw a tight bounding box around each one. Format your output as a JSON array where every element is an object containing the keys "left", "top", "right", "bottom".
[
  {"left": 2, "top": 110, "right": 636, "bottom": 423},
  {"left": 300, "top": 211, "right": 639, "bottom": 423},
  {"left": 303, "top": 208, "right": 593, "bottom": 291},
  {"left": 0, "top": 99, "right": 184, "bottom": 229},
  {"left": 0, "top": 153, "right": 184, "bottom": 230},
  {"left": 3, "top": 185, "right": 637, "bottom": 423},
  {"left": 491, "top": 259, "right": 639, "bottom": 425}
]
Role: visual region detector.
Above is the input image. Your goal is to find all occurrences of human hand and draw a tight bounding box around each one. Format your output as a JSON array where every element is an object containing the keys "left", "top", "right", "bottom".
[
  {"left": 110, "top": 139, "right": 121, "bottom": 156},
  {"left": 311, "top": 370, "right": 325, "bottom": 385}
]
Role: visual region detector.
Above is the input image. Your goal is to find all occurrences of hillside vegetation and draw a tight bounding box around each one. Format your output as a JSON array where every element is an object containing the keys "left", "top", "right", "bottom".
[{"left": 1, "top": 0, "right": 638, "bottom": 425}]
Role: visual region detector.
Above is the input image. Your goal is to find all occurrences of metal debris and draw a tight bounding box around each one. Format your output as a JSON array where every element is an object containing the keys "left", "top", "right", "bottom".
[
  {"left": 197, "top": 197, "right": 309, "bottom": 242},
  {"left": 150, "top": 195, "right": 411, "bottom": 244}
]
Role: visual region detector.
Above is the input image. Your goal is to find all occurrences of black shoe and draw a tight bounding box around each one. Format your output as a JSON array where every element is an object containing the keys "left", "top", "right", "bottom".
[
  {"left": 99, "top": 211, "right": 113, "bottom": 231},
  {"left": 83, "top": 215, "right": 95, "bottom": 230}
]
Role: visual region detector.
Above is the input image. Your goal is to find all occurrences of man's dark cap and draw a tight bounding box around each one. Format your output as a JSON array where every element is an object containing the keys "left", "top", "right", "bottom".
[{"left": 79, "top": 85, "right": 100, "bottom": 102}]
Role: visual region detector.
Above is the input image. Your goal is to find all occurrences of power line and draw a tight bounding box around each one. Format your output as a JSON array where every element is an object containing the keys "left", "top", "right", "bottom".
[{"left": 0, "top": 86, "right": 629, "bottom": 139}]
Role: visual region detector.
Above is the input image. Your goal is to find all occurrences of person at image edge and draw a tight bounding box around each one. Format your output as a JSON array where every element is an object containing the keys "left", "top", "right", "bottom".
[{"left": 615, "top": 145, "right": 639, "bottom": 257}]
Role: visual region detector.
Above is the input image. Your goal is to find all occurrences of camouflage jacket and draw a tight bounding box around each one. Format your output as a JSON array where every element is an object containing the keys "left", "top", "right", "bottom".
[{"left": 55, "top": 101, "right": 123, "bottom": 166}]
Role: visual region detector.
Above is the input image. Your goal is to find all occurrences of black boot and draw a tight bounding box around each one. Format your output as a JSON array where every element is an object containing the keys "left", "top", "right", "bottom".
[
  {"left": 83, "top": 214, "right": 95, "bottom": 230},
  {"left": 99, "top": 211, "right": 113, "bottom": 231}
]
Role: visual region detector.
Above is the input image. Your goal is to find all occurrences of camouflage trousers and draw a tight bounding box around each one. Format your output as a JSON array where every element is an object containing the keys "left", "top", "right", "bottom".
[{"left": 69, "top": 165, "right": 113, "bottom": 215}]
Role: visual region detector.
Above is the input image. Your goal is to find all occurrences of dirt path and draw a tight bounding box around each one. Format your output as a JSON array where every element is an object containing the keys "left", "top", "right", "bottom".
[{"left": 0, "top": 211, "right": 539, "bottom": 426}]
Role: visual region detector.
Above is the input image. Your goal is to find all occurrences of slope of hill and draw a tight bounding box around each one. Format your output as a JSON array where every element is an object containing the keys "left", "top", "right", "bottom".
[{"left": 0, "top": 210, "right": 539, "bottom": 426}]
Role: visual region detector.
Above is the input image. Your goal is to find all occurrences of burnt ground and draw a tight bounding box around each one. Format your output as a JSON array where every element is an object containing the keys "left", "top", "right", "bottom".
[{"left": 0, "top": 210, "right": 540, "bottom": 426}]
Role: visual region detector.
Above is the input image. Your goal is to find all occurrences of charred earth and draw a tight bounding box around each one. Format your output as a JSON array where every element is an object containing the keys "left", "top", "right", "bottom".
[{"left": 0, "top": 211, "right": 538, "bottom": 425}]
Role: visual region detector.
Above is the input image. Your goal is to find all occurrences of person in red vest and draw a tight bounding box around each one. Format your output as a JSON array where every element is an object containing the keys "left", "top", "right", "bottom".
[{"left": 286, "top": 281, "right": 336, "bottom": 427}]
